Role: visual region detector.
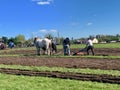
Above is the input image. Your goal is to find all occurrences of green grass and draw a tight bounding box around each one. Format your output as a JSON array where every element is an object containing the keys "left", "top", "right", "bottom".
[
  {"left": 0, "top": 64, "right": 120, "bottom": 76},
  {"left": 0, "top": 73, "right": 120, "bottom": 90},
  {"left": 94, "top": 43, "right": 120, "bottom": 48},
  {"left": 0, "top": 47, "right": 35, "bottom": 53},
  {"left": 0, "top": 54, "right": 120, "bottom": 59},
  {"left": 57, "top": 43, "right": 120, "bottom": 49}
]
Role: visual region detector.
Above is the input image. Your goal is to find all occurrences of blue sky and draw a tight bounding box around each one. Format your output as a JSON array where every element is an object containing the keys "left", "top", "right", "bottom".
[{"left": 0, "top": 0, "right": 120, "bottom": 39}]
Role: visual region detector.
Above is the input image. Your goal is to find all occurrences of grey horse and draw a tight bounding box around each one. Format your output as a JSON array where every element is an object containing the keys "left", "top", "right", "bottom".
[{"left": 34, "top": 37, "right": 57, "bottom": 55}]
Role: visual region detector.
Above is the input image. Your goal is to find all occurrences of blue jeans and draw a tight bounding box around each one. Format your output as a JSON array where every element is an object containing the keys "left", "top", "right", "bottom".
[{"left": 64, "top": 45, "right": 70, "bottom": 55}]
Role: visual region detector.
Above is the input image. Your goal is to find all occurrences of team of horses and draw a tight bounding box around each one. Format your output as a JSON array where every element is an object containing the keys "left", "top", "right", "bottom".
[{"left": 34, "top": 37, "right": 57, "bottom": 55}]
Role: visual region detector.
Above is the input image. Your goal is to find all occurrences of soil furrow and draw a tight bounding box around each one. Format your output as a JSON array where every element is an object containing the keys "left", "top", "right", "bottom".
[{"left": 0, "top": 68, "right": 120, "bottom": 84}]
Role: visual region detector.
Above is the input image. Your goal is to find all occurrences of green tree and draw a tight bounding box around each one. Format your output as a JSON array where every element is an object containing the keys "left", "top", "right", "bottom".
[
  {"left": 2, "top": 36, "right": 8, "bottom": 45},
  {"left": 15, "top": 34, "right": 26, "bottom": 47},
  {"left": 59, "top": 37, "right": 64, "bottom": 45}
]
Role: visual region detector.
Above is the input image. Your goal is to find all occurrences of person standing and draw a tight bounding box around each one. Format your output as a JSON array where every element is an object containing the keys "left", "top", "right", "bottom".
[
  {"left": 8, "top": 41, "right": 14, "bottom": 49},
  {"left": 86, "top": 38, "right": 94, "bottom": 55},
  {"left": 63, "top": 37, "right": 71, "bottom": 56}
]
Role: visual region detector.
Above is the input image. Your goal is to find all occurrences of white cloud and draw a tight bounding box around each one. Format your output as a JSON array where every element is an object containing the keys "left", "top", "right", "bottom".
[
  {"left": 87, "top": 22, "right": 93, "bottom": 26},
  {"left": 50, "top": 29, "right": 58, "bottom": 32},
  {"left": 31, "top": 29, "right": 58, "bottom": 38},
  {"left": 32, "top": 0, "right": 53, "bottom": 5},
  {"left": 37, "top": 1, "right": 50, "bottom": 5},
  {"left": 39, "top": 29, "right": 48, "bottom": 33},
  {"left": 39, "top": 29, "right": 58, "bottom": 33}
]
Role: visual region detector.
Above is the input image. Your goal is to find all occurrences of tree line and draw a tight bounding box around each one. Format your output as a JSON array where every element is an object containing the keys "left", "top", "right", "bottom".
[
  {"left": 90, "top": 34, "right": 120, "bottom": 43},
  {"left": 1, "top": 34, "right": 120, "bottom": 48},
  {"left": 2, "top": 34, "right": 27, "bottom": 47}
]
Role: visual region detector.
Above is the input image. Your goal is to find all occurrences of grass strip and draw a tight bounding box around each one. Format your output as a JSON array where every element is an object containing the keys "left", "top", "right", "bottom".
[
  {"left": 0, "top": 73, "right": 119, "bottom": 90},
  {"left": 0, "top": 64, "right": 120, "bottom": 76},
  {"left": 57, "top": 43, "right": 120, "bottom": 49}
]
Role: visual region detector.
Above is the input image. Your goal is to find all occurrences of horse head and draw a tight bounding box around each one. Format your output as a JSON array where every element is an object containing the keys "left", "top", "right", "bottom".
[
  {"left": 33, "top": 37, "right": 37, "bottom": 44},
  {"left": 34, "top": 37, "right": 41, "bottom": 44}
]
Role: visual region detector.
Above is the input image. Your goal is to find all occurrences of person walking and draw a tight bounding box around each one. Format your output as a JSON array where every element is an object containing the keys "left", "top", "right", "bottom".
[
  {"left": 63, "top": 37, "right": 71, "bottom": 56},
  {"left": 86, "top": 38, "right": 94, "bottom": 55}
]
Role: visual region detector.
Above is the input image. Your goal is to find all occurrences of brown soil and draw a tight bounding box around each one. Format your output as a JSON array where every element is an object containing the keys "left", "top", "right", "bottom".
[
  {"left": 0, "top": 48, "right": 120, "bottom": 84},
  {"left": 0, "top": 57, "right": 119, "bottom": 70},
  {"left": 1, "top": 48, "right": 120, "bottom": 56}
]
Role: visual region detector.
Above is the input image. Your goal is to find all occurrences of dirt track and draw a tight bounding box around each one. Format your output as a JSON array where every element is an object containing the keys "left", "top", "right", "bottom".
[
  {"left": 0, "top": 57, "right": 120, "bottom": 70},
  {"left": 1, "top": 48, "right": 120, "bottom": 56},
  {"left": 0, "top": 48, "right": 120, "bottom": 84}
]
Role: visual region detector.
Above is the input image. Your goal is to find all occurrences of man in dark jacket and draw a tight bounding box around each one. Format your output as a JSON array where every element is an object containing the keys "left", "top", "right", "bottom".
[
  {"left": 63, "top": 37, "right": 71, "bottom": 56},
  {"left": 8, "top": 41, "right": 14, "bottom": 49}
]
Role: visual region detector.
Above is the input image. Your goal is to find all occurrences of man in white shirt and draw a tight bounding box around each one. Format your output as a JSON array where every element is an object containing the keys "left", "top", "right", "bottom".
[{"left": 86, "top": 38, "right": 94, "bottom": 55}]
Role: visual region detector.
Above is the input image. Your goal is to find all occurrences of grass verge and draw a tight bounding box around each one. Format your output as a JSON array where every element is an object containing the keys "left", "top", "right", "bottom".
[
  {"left": 0, "top": 64, "right": 120, "bottom": 76},
  {"left": 0, "top": 54, "right": 120, "bottom": 59},
  {"left": 0, "top": 73, "right": 120, "bottom": 90}
]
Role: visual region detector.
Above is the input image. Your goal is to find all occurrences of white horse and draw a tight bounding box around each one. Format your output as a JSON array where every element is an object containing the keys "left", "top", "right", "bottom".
[{"left": 34, "top": 37, "right": 57, "bottom": 55}]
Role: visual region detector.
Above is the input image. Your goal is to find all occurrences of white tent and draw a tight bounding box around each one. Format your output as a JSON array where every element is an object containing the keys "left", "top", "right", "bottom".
[{"left": 92, "top": 38, "right": 98, "bottom": 43}]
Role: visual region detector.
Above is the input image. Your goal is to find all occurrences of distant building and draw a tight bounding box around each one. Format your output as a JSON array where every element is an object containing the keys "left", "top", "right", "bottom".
[
  {"left": 100, "top": 41, "right": 107, "bottom": 43},
  {"left": 92, "top": 38, "right": 98, "bottom": 43},
  {"left": 0, "top": 38, "right": 4, "bottom": 43},
  {"left": 110, "top": 41, "right": 117, "bottom": 43},
  {"left": 75, "top": 40, "right": 81, "bottom": 44}
]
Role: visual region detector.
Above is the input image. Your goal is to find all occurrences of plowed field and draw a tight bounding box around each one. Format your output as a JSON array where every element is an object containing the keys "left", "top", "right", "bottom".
[{"left": 0, "top": 48, "right": 120, "bottom": 84}]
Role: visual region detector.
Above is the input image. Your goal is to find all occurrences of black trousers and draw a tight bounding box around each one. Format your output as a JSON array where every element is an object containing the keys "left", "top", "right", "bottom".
[{"left": 86, "top": 46, "right": 94, "bottom": 55}]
